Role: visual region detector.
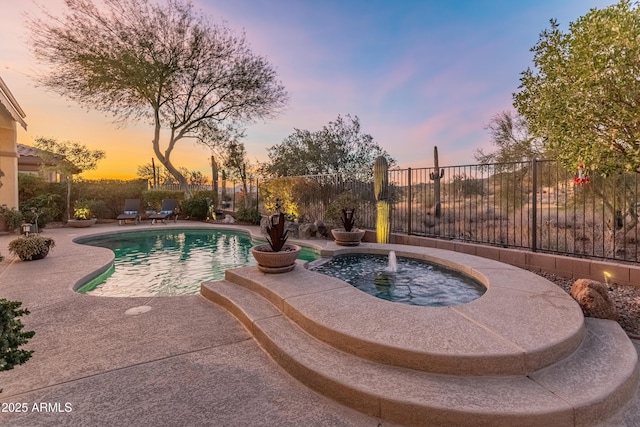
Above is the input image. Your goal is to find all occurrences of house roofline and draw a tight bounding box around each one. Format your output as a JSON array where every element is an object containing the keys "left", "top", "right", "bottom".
[{"left": 0, "top": 75, "right": 27, "bottom": 130}]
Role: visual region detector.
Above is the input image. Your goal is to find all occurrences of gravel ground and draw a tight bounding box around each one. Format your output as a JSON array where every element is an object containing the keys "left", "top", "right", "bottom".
[{"left": 531, "top": 269, "right": 640, "bottom": 338}]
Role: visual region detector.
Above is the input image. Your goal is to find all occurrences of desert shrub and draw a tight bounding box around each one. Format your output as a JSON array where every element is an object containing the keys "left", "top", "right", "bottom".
[
  {"left": 142, "top": 190, "right": 184, "bottom": 211},
  {"left": 181, "top": 191, "right": 217, "bottom": 220},
  {"left": 236, "top": 205, "right": 261, "bottom": 224},
  {"left": 21, "top": 193, "right": 64, "bottom": 228}
]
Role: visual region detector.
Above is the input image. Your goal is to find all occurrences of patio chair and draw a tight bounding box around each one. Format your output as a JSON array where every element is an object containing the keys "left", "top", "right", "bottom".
[
  {"left": 116, "top": 199, "right": 141, "bottom": 225},
  {"left": 147, "top": 199, "right": 179, "bottom": 224}
]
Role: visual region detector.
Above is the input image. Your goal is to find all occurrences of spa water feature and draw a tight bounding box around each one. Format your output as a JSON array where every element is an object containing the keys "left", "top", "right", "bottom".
[{"left": 310, "top": 251, "right": 485, "bottom": 307}]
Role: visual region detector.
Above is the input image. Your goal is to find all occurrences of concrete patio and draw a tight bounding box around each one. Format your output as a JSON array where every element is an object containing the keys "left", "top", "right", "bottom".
[{"left": 0, "top": 222, "right": 639, "bottom": 426}]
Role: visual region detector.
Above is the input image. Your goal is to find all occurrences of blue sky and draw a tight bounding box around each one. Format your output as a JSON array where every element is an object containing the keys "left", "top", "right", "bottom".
[{"left": 0, "top": 0, "right": 618, "bottom": 178}]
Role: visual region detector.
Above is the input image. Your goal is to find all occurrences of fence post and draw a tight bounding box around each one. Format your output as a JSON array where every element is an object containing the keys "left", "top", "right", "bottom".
[
  {"left": 407, "top": 168, "right": 412, "bottom": 235},
  {"left": 531, "top": 158, "right": 538, "bottom": 252}
]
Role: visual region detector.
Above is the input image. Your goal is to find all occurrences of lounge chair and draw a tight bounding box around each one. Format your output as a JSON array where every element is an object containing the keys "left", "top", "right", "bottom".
[
  {"left": 148, "top": 199, "right": 179, "bottom": 224},
  {"left": 117, "top": 199, "right": 141, "bottom": 225}
]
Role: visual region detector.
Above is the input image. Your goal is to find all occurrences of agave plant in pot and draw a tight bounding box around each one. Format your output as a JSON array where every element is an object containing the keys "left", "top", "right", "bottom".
[
  {"left": 8, "top": 234, "right": 55, "bottom": 261},
  {"left": 251, "top": 211, "right": 301, "bottom": 273},
  {"left": 331, "top": 208, "right": 366, "bottom": 246}
]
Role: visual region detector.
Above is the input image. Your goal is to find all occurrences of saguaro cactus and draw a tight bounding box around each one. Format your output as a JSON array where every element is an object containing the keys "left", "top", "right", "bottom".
[
  {"left": 429, "top": 146, "right": 444, "bottom": 218},
  {"left": 374, "top": 155, "right": 391, "bottom": 243}
]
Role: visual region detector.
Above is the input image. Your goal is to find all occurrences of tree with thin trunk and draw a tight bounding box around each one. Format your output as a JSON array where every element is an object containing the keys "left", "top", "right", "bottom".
[
  {"left": 28, "top": 0, "right": 288, "bottom": 193},
  {"left": 35, "top": 137, "right": 105, "bottom": 221}
]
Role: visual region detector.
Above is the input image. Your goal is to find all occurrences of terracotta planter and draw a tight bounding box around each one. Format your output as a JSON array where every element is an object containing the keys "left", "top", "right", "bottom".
[
  {"left": 331, "top": 228, "right": 366, "bottom": 246},
  {"left": 67, "top": 218, "right": 97, "bottom": 228},
  {"left": 250, "top": 244, "right": 301, "bottom": 273}
]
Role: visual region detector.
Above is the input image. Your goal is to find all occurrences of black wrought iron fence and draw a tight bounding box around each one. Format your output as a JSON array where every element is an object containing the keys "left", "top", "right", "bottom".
[{"left": 256, "top": 160, "right": 640, "bottom": 263}]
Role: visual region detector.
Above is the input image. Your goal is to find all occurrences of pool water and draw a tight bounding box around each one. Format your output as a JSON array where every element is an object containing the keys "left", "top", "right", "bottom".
[
  {"left": 77, "top": 229, "right": 319, "bottom": 297},
  {"left": 310, "top": 254, "right": 485, "bottom": 307}
]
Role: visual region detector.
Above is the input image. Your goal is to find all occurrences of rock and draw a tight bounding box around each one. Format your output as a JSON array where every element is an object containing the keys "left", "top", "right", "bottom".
[
  {"left": 284, "top": 221, "right": 299, "bottom": 238},
  {"left": 314, "top": 220, "right": 328, "bottom": 238},
  {"left": 260, "top": 216, "right": 271, "bottom": 235},
  {"left": 570, "top": 279, "right": 619, "bottom": 321},
  {"left": 222, "top": 214, "right": 235, "bottom": 224},
  {"left": 299, "top": 223, "right": 317, "bottom": 239}
]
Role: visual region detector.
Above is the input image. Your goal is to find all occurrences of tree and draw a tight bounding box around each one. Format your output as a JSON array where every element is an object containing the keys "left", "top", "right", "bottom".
[
  {"left": 29, "top": 0, "right": 288, "bottom": 193},
  {"left": 35, "top": 137, "right": 105, "bottom": 220},
  {"left": 137, "top": 163, "right": 209, "bottom": 187},
  {"left": 264, "top": 114, "right": 394, "bottom": 177},
  {"left": 475, "top": 111, "right": 545, "bottom": 165},
  {"left": 514, "top": 0, "right": 640, "bottom": 176},
  {"left": 224, "top": 141, "right": 252, "bottom": 201}
]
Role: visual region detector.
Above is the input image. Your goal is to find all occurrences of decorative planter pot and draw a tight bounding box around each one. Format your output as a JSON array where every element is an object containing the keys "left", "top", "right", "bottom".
[
  {"left": 15, "top": 244, "right": 51, "bottom": 261},
  {"left": 331, "top": 229, "right": 366, "bottom": 246},
  {"left": 25, "top": 246, "right": 50, "bottom": 261},
  {"left": 67, "top": 218, "right": 97, "bottom": 228},
  {"left": 250, "top": 244, "right": 301, "bottom": 273}
]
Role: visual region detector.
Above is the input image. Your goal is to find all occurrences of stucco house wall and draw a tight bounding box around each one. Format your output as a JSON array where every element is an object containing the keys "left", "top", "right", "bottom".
[{"left": 0, "top": 76, "right": 27, "bottom": 209}]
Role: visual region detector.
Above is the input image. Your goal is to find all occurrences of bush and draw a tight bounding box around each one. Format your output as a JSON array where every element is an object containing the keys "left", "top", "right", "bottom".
[
  {"left": 236, "top": 205, "right": 261, "bottom": 225},
  {"left": 21, "top": 193, "right": 64, "bottom": 228},
  {"left": 0, "top": 205, "right": 24, "bottom": 232},
  {"left": 0, "top": 299, "right": 35, "bottom": 381},
  {"left": 181, "top": 191, "right": 217, "bottom": 220},
  {"left": 73, "top": 179, "right": 148, "bottom": 218},
  {"left": 18, "top": 173, "right": 49, "bottom": 202},
  {"left": 325, "top": 191, "right": 363, "bottom": 227}
]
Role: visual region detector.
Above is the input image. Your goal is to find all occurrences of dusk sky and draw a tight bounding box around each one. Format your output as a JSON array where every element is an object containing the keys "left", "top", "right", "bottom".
[{"left": 1, "top": 0, "right": 617, "bottom": 180}]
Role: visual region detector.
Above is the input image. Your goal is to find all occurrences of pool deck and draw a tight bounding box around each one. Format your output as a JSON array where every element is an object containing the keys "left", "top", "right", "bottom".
[{"left": 0, "top": 222, "right": 639, "bottom": 426}]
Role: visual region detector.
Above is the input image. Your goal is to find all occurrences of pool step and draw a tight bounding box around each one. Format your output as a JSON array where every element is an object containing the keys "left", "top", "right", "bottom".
[
  {"left": 201, "top": 277, "right": 639, "bottom": 427},
  {"left": 222, "top": 265, "right": 586, "bottom": 376}
]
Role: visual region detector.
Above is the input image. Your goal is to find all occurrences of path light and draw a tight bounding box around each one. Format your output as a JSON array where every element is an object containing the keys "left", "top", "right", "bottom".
[{"left": 603, "top": 271, "right": 612, "bottom": 289}]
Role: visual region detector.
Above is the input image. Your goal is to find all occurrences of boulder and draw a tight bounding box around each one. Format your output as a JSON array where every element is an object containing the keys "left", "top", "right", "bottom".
[
  {"left": 222, "top": 214, "right": 235, "bottom": 224},
  {"left": 569, "top": 279, "right": 618, "bottom": 321},
  {"left": 260, "top": 216, "right": 271, "bottom": 235},
  {"left": 299, "top": 223, "right": 317, "bottom": 239},
  {"left": 284, "top": 221, "right": 299, "bottom": 238},
  {"left": 314, "top": 220, "right": 329, "bottom": 238}
]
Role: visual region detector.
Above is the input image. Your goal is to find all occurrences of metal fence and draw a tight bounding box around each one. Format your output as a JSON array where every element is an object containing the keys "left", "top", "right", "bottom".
[{"left": 257, "top": 160, "right": 640, "bottom": 263}]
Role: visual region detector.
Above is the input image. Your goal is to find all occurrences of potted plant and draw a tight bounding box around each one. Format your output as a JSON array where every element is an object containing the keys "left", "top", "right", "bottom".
[
  {"left": 67, "top": 201, "right": 97, "bottom": 228},
  {"left": 0, "top": 205, "right": 24, "bottom": 233},
  {"left": 8, "top": 235, "right": 55, "bottom": 261},
  {"left": 251, "top": 211, "right": 301, "bottom": 273},
  {"left": 331, "top": 208, "right": 366, "bottom": 246}
]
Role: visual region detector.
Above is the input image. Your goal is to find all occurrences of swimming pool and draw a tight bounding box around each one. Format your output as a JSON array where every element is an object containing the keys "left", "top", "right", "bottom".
[{"left": 77, "top": 229, "right": 319, "bottom": 297}]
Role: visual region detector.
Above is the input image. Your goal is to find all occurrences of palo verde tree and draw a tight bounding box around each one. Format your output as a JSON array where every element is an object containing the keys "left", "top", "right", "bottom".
[
  {"left": 35, "top": 137, "right": 105, "bottom": 221},
  {"left": 514, "top": 0, "right": 640, "bottom": 242},
  {"left": 223, "top": 140, "right": 253, "bottom": 203},
  {"left": 475, "top": 111, "right": 546, "bottom": 165},
  {"left": 29, "top": 0, "right": 288, "bottom": 193},
  {"left": 264, "top": 114, "right": 394, "bottom": 177},
  {"left": 514, "top": 0, "right": 640, "bottom": 176}
]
